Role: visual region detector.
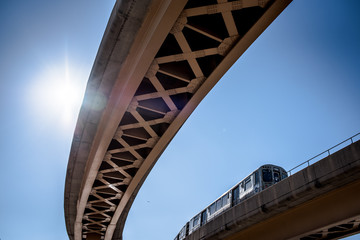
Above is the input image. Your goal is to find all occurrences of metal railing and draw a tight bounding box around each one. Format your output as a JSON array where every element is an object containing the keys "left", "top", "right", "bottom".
[{"left": 287, "top": 132, "right": 360, "bottom": 175}]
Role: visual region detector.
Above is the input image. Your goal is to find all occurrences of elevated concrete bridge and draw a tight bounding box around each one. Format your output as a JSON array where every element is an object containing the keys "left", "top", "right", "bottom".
[
  {"left": 184, "top": 139, "right": 360, "bottom": 240},
  {"left": 64, "top": 0, "right": 292, "bottom": 239}
]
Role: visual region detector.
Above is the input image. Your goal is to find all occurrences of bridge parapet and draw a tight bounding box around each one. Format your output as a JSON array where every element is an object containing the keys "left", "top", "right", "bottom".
[{"left": 185, "top": 140, "right": 360, "bottom": 240}]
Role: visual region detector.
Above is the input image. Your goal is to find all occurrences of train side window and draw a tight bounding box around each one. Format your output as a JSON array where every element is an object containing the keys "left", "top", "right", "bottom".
[
  {"left": 244, "top": 178, "right": 251, "bottom": 190},
  {"left": 232, "top": 185, "right": 240, "bottom": 205},
  {"left": 216, "top": 199, "right": 222, "bottom": 210},
  {"left": 254, "top": 171, "right": 259, "bottom": 185},
  {"left": 210, "top": 203, "right": 216, "bottom": 215},
  {"left": 193, "top": 215, "right": 199, "bottom": 226},
  {"left": 222, "top": 193, "right": 229, "bottom": 206},
  {"left": 201, "top": 210, "right": 207, "bottom": 225},
  {"left": 262, "top": 169, "right": 272, "bottom": 182}
]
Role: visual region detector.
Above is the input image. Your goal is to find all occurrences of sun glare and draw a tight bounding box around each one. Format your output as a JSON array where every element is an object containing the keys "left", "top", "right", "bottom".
[{"left": 29, "top": 60, "right": 87, "bottom": 130}]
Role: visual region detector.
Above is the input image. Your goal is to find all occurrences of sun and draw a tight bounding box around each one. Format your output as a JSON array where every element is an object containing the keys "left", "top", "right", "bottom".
[{"left": 29, "top": 59, "right": 87, "bottom": 130}]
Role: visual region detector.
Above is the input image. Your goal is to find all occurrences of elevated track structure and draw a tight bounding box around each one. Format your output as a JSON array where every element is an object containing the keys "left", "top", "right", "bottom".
[
  {"left": 184, "top": 138, "right": 360, "bottom": 240},
  {"left": 64, "top": 0, "right": 292, "bottom": 239}
]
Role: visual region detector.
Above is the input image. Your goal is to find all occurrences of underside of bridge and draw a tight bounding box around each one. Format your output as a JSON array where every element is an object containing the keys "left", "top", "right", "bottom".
[{"left": 64, "top": 0, "right": 292, "bottom": 239}]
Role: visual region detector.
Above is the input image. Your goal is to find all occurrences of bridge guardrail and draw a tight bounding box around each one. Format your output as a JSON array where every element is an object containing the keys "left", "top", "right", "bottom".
[{"left": 288, "top": 132, "right": 360, "bottom": 175}]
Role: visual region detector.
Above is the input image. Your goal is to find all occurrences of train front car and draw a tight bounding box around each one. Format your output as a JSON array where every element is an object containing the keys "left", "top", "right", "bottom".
[{"left": 259, "top": 164, "right": 288, "bottom": 190}]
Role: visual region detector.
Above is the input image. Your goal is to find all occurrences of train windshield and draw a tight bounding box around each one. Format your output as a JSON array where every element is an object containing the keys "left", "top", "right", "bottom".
[
  {"left": 282, "top": 172, "right": 288, "bottom": 179},
  {"left": 192, "top": 215, "right": 200, "bottom": 228},
  {"left": 274, "top": 170, "right": 280, "bottom": 182},
  {"left": 262, "top": 169, "right": 272, "bottom": 182}
]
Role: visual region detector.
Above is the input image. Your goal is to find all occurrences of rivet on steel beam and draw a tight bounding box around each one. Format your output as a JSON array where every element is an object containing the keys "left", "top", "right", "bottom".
[
  {"left": 104, "top": 153, "right": 111, "bottom": 162},
  {"left": 145, "top": 60, "right": 159, "bottom": 78},
  {"left": 258, "top": 0, "right": 270, "bottom": 8},
  {"left": 128, "top": 99, "right": 139, "bottom": 112},
  {"left": 123, "top": 178, "right": 131, "bottom": 185},
  {"left": 163, "top": 110, "right": 179, "bottom": 122},
  {"left": 188, "top": 76, "right": 206, "bottom": 93},
  {"left": 114, "top": 130, "right": 124, "bottom": 140},
  {"left": 218, "top": 36, "right": 239, "bottom": 55},
  {"left": 146, "top": 136, "right": 160, "bottom": 148},
  {"left": 170, "top": 16, "right": 187, "bottom": 34},
  {"left": 231, "top": 1, "right": 243, "bottom": 10},
  {"left": 207, "top": 5, "right": 218, "bottom": 15},
  {"left": 133, "top": 159, "right": 143, "bottom": 168}
]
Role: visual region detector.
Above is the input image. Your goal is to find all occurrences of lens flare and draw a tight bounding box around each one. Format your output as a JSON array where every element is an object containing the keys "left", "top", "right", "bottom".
[{"left": 28, "top": 59, "right": 87, "bottom": 130}]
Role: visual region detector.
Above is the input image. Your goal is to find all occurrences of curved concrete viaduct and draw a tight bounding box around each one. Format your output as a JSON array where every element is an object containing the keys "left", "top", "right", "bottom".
[{"left": 64, "top": 0, "right": 292, "bottom": 239}]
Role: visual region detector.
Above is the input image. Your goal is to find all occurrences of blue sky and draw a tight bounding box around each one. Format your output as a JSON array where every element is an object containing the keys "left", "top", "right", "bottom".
[{"left": 0, "top": 1, "right": 359, "bottom": 240}]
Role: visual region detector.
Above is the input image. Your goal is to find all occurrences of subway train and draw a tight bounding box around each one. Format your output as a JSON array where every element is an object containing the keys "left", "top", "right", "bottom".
[{"left": 174, "top": 164, "right": 288, "bottom": 240}]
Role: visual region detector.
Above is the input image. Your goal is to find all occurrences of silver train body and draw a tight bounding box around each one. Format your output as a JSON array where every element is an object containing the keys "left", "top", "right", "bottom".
[{"left": 174, "top": 164, "right": 288, "bottom": 240}]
